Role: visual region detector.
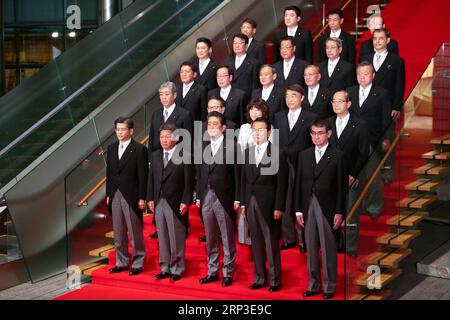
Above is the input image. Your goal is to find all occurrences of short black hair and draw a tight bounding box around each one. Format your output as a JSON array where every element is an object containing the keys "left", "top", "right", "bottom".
[
  {"left": 196, "top": 37, "right": 212, "bottom": 48},
  {"left": 208, "top": 96, "right": 226, "bottom": 108},
  {"left": 310, "top": 118, "right": 331, "bottom": 132},
  {"left": 114, "top": 117, "right": 134, "bottom": 129},
  {"left": 216, "top": 64, "right": 233, "bottom": 76},
  {"left": 180, "top": 61, "right": 195, "bottom": 72},
  {"left": 207, "top": 111, "right": 226, "bottom": 126},
  {"left": 357, "top": 60, "right": 375, "bottom": 73},
  {"left": 159, "top": 122, "right": 177, "bottom": 132},
  {"left": 251, "top": 116, "right": 271, "bottom": 130},
  {"left": 373, "top": 27, "right": 390, "bottom": 39},
  {"left": 233, "top": 33, "right": 249, "bottom": 45},
  {"left": 328, "top": 8, "right": 343, "bottom": 19},
  {"left": 242, "top": 18, "right": 257, "bottom": 29},
  {"left": 280, "top": 35, "right": 296, "bottom": 47},
  {"left": 285, "top": 84, "right": 305, "bottom": 96},
  {"left": 284, "top": 5, "right": 301, "bottom": 17}
]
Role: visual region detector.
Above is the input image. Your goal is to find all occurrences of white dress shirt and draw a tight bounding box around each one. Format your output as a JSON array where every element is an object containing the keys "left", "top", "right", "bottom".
[
  {"left": 315, "top": 143, "right": 329, "bottom": 164},
  {"left": 308, "top": 84, "right": 320, "bottom": 105},
  {"left": 330, "top": 28, "right": 342, "bottom": 39},
  {"left": 198, "top": 58, "right": 210, "bottom": 75},
  {"left": 220, "top": 85, "right": 232, "bottom": 101},
  {"left": 255, "top": 140, "right": 269, "bottom": 166},
  {"left": 210, "top": 134, "right": 224, "bottom": 157},
  {"left": 183, "top": 81, "right": 194, "bottom": 98},
  {"left": 359, "top": 83, "right": 372, "bottom": 107},
  {"left": 336, "top": 112, "right": 350, "bottom": 139},
  {"left": 328, "top": 57, "right": 340, "bottom": 77},
  {"left": 283, "top": 56, "right": 295, "bottom": 79},
  {"left": 288, "top": 108, "right": 302, "bottom": 131},
  {"left": 118, "top": 138, "right": 131, "bottom": 160},
  {"left": 235, "top": 54, "right": 247, "bottom": 70},
  {"left": 163, "top": 103, "right": 176, "bottom": 122},
  {"left": 287, "top": 26, "right": 298, "bottom": 37},
  {"left": 163, "top": 145, "right": 177, "bottom": 163},
  {"left": 262, "top": 84, "right": 274, "bottom": 101},
  {"left": 374, "top": 49, "right": 388, "bottom": 71}
]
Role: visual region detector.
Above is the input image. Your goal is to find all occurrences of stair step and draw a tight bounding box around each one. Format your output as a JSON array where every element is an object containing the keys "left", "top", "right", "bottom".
[
  {"left": 376, "top": 230, "right": 421, "bottom": 247},
  {"left": 430, "top": 133, "right": 450, "bottom": 145},
  {"left": 80, "top": 258, "right": 108, "bottom": 273},
  {"left": 89, "top": 244, "right": 115, "bottom": 257},
  {"left": 404, "top": 179, "right": 440, "bottom": 192},
  {"left": 354, "top": 269, "right": 401, "bottom": 288},
  {"left": 84, "top": 264, "right": 109, "bottom": 276},
  {"left": 352, "top": 289, "right": 392, "bottom": 300},
  {"left": 396, "top": 196, "right": 437, "bottom": 209},
  {"left": 387, "top": 211, "right": 428, "bottom": 227},
  {"left": 367, "top": 248, "right": 412, "bottom": 268},
  {"left": 105, "top": 231, "right": 113, "bottom": 239},
  {"left": 422, "top": 150, "right": 440, "bottom": 159}
]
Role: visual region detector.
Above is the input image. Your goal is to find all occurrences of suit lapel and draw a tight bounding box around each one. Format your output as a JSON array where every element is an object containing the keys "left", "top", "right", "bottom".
[
  {"left": 166, "top": 106, "right": 180, "bottom": 123},
  {"left": 182, "top": 83, "right": 197, "bottom": 106},
  {"left": 288, "top": 110, "right": 307, "bottom": 143},
  {"left": 118, "top": 140, "right": 135, "bottom": 171},
  {"left": 375, "top": 52, "right": 393, "bottom": 83},
  {"left": 329, "top": 59, "right": 343, "bottom": 84},
  {"left": 337, "top": 116, "right": 356, "bottom": 149},
  {"left": 315, "top": 146, "right": 334, "bottom": 179}
]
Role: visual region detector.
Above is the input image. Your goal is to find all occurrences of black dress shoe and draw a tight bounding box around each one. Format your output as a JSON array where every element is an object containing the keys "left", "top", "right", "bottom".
[
  {"left": 109, "top": 266, "right": 129, "bottom": 273},
  {"left": 155, "top": 272, "right": 171, "bottom": 279},
  {"left": 323, "top": 292, "right": 335, "bottom": 299},
  {"left": 199, "top": 235, "right": 206, "bottom": 242},
  {"left": 248, "top": 282, "right": 268, "bottom": 290},
  {"left": 269, "top": 285, "right": 280, "bottom": 292},
  {"left": 150, "top": 231, "right": 158, "bottom": 238},
  {"left": 170, "top": 274, "right": 181, "bottom": 281},
  {"left": 199, "top": 275, "right": 219, "bottom": 284},
  {"left": 222, "top": 277, "right": 232, "bottom": 287},
  {"left": 299, "top": 243, "right": 307, "bottom": 253},
  {"left": 280, "top": 242, "right": 296, "bottom": 250},
  {"left": 129, "top": 268, "right": 143, "bottom": 276},
  {"left": 303, "top": 290, "right": 321, "bottom": 297}
]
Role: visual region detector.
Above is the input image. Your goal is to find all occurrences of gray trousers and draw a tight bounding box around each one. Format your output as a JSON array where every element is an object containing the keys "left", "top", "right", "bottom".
[
  {"left": 202, "top": 188, "right": 236, "bottom": 278},
  {"left": 111, "top": 189, "right": 146, "bottom": 269},
  {"left": 155, "top": 198, "right": 186, "bottom": 276},
  {"left": 282, "top": 160, "right": 305, "bottom": 245},
  {"left": 363, "top": 146, "right": 384, "bottom": 217},
  {"left": 305, "top": 195, "right": 338, "bottom": 294},
  {"left": 247, "top": 196, "right": 281, "bottom": 286}
]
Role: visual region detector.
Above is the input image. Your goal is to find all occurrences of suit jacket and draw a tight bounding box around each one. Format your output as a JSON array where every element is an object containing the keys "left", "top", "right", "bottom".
[
  {"left": 240, "top": 142, "right": 288, "bottom": 230},
  {"left": 294, "top": 146, "right": 347, "bottom": 228},
  {"left": 176, "top": 82, "right": 207, "bottom": 121},
  {"left": 360, "top": 51, "right": 405, "bottom": 111},
  {"left": 194, "top": 58, "right": 219, "bottom": 91},
  {"left": 147, "top": 148, "right": 194, "bottom": 227},
  {"left": 230, "top": 39, "right": 266, "bottom": 65},
  {"left": 196, "top": 138, "right": 240, "bottom": 220},
  {"left": 302, "top": 86, "right": 332, "bottom": 119},
  {"left": 317, "top": 30, "right": 356, "bottom": 64},
  {"left": 106, "top": 139, "right": 149, "bottom": 221},
  {"left": 223, "top": 55, "right": 261, "bottom": 94},
  {"left": 347, "top": 85, "right": 392, "bottom": 148},
  {"left": 208, "top": 87, "right": 247, "bottom": 125},
  {"left": 274, "top": 108, "right": 318, "bottom": 166},
  {"left": 148, "top": 106, "right": 193, "bottom": 152},
  {"left": 273, "top": 27, "right": 313, "bottom": 64},
  {"left": 318, "top": 58, "right": 356, "bottom": 93},
  {"left": 273, "top": 58, "right": 309, "bottom": 89},
  {"left": 329, "top": 115, "right": 370, "bottom": 178},
  {"left": 251, "top": 85, "right": 284, "bottom": 121},
  {"left": 359, "top": 38, "right": 399, "bottom": 59}
]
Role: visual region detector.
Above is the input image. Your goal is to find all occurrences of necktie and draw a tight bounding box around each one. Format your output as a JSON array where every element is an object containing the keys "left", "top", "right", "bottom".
[
  {"left": 289, "top": 113, "right": 295, "bottom": 131},
  {"left": 199, "top": 61, "right": 205, "bottom": 75},
  {"left": 236, "top": 57, "right": 242, "bottom": 69},
  {"left": 360, "top": 88, "right": 366, "bottom": 106},
  {"left": 316, "top": 149, "right": 322, "bottom": 164},
  {"left": 211, "top": 143, "right": 216, "bottom": 157},
  {"left": 284, "top": 61, "right": 290, "bottom": 79},
  {"left": 183, "top": 85, "right": 189, "bottom": 98},
  {"left": 309, "top": 90, "right": 315, "bottom": 105},
  {"left": 256, "top": 145, "right": 261, "bottom": 166},
  {"left": 163, "top": 151, "right": 169, "bottom": 168},
  {"left": 375, "top": 54, "right": 381, "bottom": 71},
  {"left": 328, "top": 62, "right": 334, "bottom": 76},
  {"left": 164, "top": 110, "right": 169, "bottom": 122},
  {"left": 337, "top": 119, "right": 344, "bottom": 139},
  {"left": 119, "top": 144, "right": 124, "bottom": 160}
]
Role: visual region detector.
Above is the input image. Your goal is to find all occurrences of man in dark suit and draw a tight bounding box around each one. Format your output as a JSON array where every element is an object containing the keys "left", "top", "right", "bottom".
[
  {"left": 274, "top": 84, "right": 317, "bottom": 252},
  {"left": 147, "top": 123, "right": 194, "bottom": 281},
  {"left": 302, "top": 65, "right": 332, "bottom": 119},
  {"left": 223, "top": 33, "right": 261, "bottom": 97},
  {"left": 251, "top": 65, "right": 284, "bottom": 122},
  {"left": 272, "top": 36, "right": 308, "bottom": 89},
  {"left": 318, "top": 37, "right": 356, "bottom": 93},
  {"left": 177, "top": 61, "right": 208, "bottom": 121},
  {"left": 208, "top": 65, "right": 247, "bottom": 125},
  {"left": 106, "top": 117, "right": 148, "bottom": 276},
  {"left": 273, "top": 5, "right": 313, "bottom": 64},
  {"left": 239, "top": 18, "right": 266, "bottom": 65},
  {"left": 294, "top": 119, "right": 347, "bottom": 299},
  {"left": 194, "top": 37, "right": 219, "bottom": 91},
  {"left": 359, "top": 15, "right": 399, "bottom": 58},
  {"left": 197, "top": 112, "right": 240, "bottom": 287},
  {"left": 240, "top": 117, "right": 288, "bottom": 292},
  {"left": 329, "top": 90, "right": 370, "bottom": 256},
  {"left": 317, "top": 8, "right": 355, "bottom": 64}
]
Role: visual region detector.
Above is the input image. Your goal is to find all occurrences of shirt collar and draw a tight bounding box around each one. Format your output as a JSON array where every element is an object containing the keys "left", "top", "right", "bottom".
[
  {"left": 329, "top": 56, "right": 340, "bottom": 64},
  {"left": 336, "top": 112, "right": 350, "bottom": 123},
  {"left": 211, "top": 134, "right": 224, "bottom": 147},
  {"left": 309, "top": 84, "right": 320, "bottom": 93},
  {"left": 163, "top": 145, "right": 177, "bottom": 160},
  {"left": 183, "top": 81, "right": 194, "bottom": 88},
  {"left": 263, "top": 83, "right": 274, "bottom": 92},
  {"left": 119, "top": 138, "right": 132, "bottom": 149},
  {"left": 164, "top": 103, "right": 176, "bottom": 115},
  {"left": 360, "top": 83, "right": 372, "bottom": 93},
  {"left": 316, "top": 142, "right": 329, "bottom": 153},
  {"left": 287, "top": 25, "right": 298, "bottom": 36},
  {"left": 288, "top": 107, "right": 302, "bottom": 116},
  {"left": 284, "top": 56, "right": 295, "bottom": 64}
]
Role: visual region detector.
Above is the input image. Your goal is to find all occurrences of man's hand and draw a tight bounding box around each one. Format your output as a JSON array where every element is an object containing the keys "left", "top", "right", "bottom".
[
  {"left": 196, "top": 199, "right": 201, "bottom": 207},
  {"left": 296, "top": 215, "right": 304, "bottom": 228},
  {"left": 333, "top": 214, "right": 343, "bottom": 230},
  {"left": 106, "top": 197, "right": 109, "bottom": 206},
  {"left": 147, "top": 201, "right": 155, "bottom": 212},
  {"left": 138, "top": 199, "right": 146, "bottom": 211},
  {"left": 234, "top": 201, "right": 240, "bottom": 211},
  {"left": 274, "top": 210, "right": 283, "bottom": 220},
  {"left": 391, "top": 110, "right": 400, "bottom": 121},
  {"left": 180, "top": 203, "right": 188, "bottom": 216}
]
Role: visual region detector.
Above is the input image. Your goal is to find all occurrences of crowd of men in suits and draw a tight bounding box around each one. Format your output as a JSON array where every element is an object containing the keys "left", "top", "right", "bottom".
[{"left": 105, "top": 5, "right": 405, "bottom": 299}]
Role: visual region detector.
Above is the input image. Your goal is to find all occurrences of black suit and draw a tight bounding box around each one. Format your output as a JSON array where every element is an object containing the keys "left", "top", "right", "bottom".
[
  {"left": 251, "top": 86, "right": 284, "bottom": 121},
  {"left": 317, "top": 31, "right": 356, "bottom": 64},
  {"left": 273, "top": 27, "right": 313, "bottom": 63},
  {"left": 360, "top": 52, "right": 405, "bottom": 111},
  {"left": 194, "top": 59, "right": 219, "bottom": 91},
  {"left": 231, "top": 39, "right": 266, "bottom": 65},
  {"left": 208, "top": 87, "right": 247, "bottom": 125},
  {"left": 176, "top": 82, "right": 207, "bottom": 121},
  {"left": 148, "top": 106, "right": 193, "bottom": 152},
  {"left": 223, "top": 55, "right": 261, "bottom": 95},
  {"left": 347, "top": 85, "right": 392, "bottom": 148},
  {"left": 318, "top": 58, "right": 356, "bottom": 93},
  {"left": 359, "top": 38, "right": 399, "bottom": 58},
  {"left": 302, "top": 86, "right": 332, "bottom": 119},
  {"left": 273, "top": 58, "right": 309, "bottom": 89}
]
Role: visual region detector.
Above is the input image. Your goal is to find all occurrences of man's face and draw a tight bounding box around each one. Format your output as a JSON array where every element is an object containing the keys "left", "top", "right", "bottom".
[
  {"left": 259, "top": 66, "right": 276, "bottom": 87},
  {"left": 326, "top": 40, "right": 342, "bottom": 60},
  {"left": 179, "top": 65, "right": 196, "bottom": 84},
  {"left": 160, "top": 130, "right": 177, "bottom": 150},
  {"left": 115, "top": 123, "right": 133, "bottom": 142},
  {"left": 357, "top": 66, "right": 375, "bottom": 87},
  {"left": 233, "top": 37, "right": 247, "bottom": 55},
  {"left": 207, "top": 116, "right": 225, "bottom": 139},
  {"left": 252, "top": 121, "right": 270, "bottom": 145},
  {"left": 310, "top": 125, "right": 331, "bottom": 147},
  {"left": 159, "top": 87, "right": 176, "bottom": 107},
  {"left": 332, "top": 91, "right": 351, "bottom": 115},
  {"left": 216, "top": 67, "right": 232, "bottom": 88},
  {"left": 304, "top": 67, "right": 321, "bottom": 87},
  {"left": 207, "top": 99, "right": 225, "bottom": 114},
  {"left": 373, "top": 31, "right": 390, "bottom": 51},
  {"left": 285, "top": 89, "right": 303, "bottom": 110},
  {"left": 240, "top": 22, "right": 256, "bottom": 38},
  {"left": 328, "top": 13, "right": 343, "bottom": 31},
  {"left": 280, "top": 40, "right": 296, "bottom": 60},
  {"left": 284, "top": 9, "right": 300, "bottom": 28},
  {"left": 196, "top": 41, "right": 210, "bottom": 60}
]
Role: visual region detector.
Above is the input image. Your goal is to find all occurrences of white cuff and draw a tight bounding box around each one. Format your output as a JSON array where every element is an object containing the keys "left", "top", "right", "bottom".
[{"left": 295, "top": 212, "right": 303, "bottom": 217}]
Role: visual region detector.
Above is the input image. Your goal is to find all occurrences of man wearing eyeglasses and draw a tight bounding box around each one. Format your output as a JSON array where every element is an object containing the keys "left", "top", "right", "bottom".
[
  {"left": 294, "top": 119, "right": 347, "bottom": 299},
  {"left": 302, "top": 65, "right": 332, "bottom": 119}
]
